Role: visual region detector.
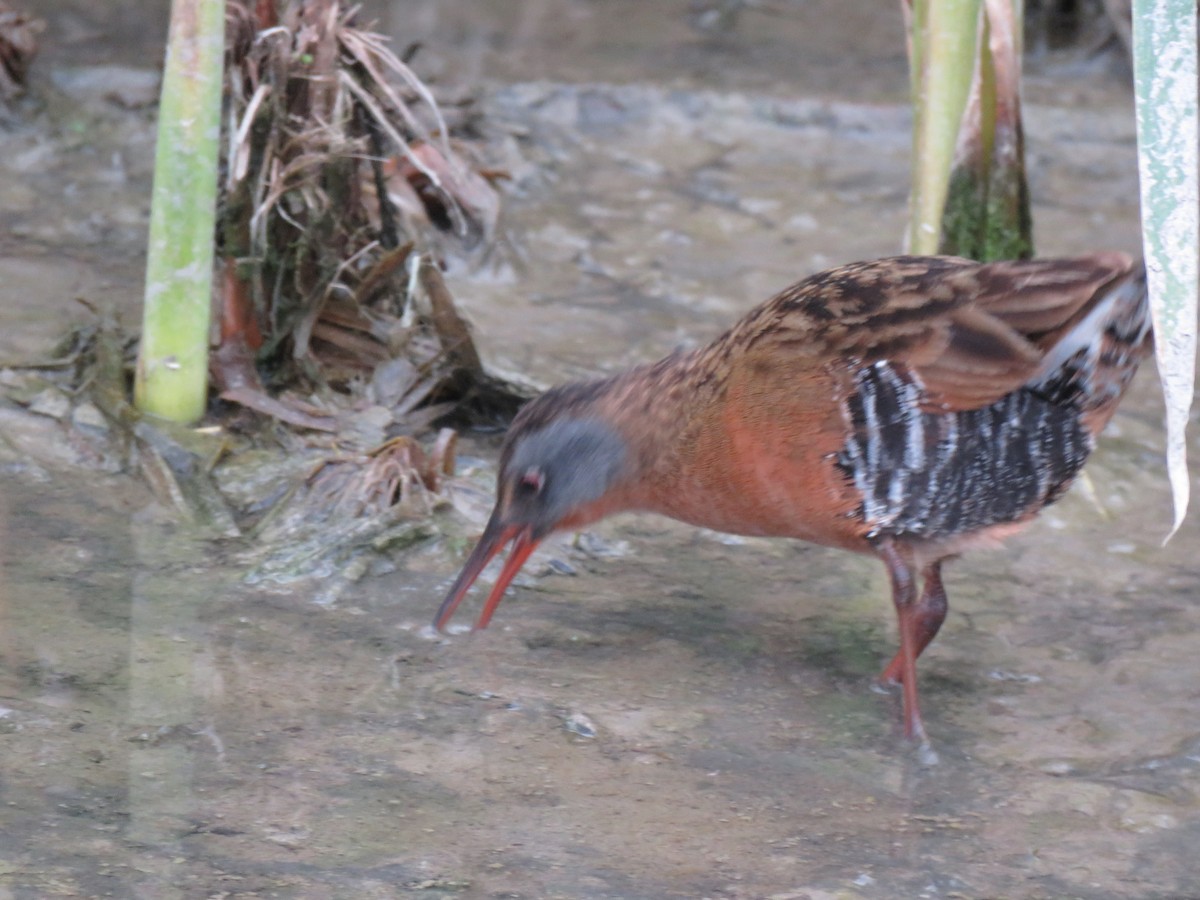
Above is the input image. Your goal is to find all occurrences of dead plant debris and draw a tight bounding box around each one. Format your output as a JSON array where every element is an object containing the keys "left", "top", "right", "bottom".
[
  {"left": 0, "top": 0, "right": 532, "bottom": 579},
  {"left": 0, "top": 1, "right": 42, "bottom": 101}
]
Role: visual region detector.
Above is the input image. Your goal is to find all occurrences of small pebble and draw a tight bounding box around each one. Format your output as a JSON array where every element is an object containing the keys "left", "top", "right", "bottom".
[
  {"left": 546, "top": 557, "right": 578, "bottom": 576},
  {"left": 564, "top": 712, "right": 597, "bottom": 739},
  {"left": 1040, "top": 760, "right": 1076, "bottom": 776}
]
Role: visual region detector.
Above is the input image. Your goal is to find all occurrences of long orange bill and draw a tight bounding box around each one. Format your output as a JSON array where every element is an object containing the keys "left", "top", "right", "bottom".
[
  {"left": 433, "top": 516, "right": 541, "bottom": 632},
  {"left": 475, "top": 527, "right": 539, "bottom": 629}
]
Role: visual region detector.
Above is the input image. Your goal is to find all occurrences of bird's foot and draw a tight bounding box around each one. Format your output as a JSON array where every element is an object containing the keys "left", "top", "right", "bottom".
[
  {"left": 914, "top": 739, "right": 940, "bottom": 767},
  {"left": 869, "top": 677, "right": 898, "bottom": 695}
]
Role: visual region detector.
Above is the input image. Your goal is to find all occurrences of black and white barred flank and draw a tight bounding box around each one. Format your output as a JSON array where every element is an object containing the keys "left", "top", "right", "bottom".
[{"left": 836, "top": 361, "right": 1092, "bottom": 540}]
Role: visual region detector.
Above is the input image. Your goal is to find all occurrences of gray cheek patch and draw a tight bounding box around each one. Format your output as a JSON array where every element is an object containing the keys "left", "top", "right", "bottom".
[{"left": 507, "top": 418, "right": 629, "bottom": 524}]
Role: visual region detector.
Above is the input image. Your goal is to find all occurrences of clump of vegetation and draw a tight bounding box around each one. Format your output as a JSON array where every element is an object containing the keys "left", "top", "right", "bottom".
[
  {"left": 215, "top": 0, "right": 520, "bottom": 429},
  {"left": 3, "top": 0, "right": 530, "bottom": 585}
]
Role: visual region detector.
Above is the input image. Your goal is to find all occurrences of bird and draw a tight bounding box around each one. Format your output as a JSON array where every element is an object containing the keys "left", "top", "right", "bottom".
[{"left": 433, "top": 253, "right": 1152, "bottom": 745}]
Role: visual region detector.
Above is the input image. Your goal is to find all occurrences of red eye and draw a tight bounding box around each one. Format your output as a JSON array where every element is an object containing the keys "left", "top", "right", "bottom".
[{"left": 520, "top": 468, "right": 545, "bottom": 493}]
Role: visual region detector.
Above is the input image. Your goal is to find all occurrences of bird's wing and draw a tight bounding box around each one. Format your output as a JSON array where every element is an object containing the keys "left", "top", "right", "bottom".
[{"left": 735, "top": 253, "right": 1136, "bottom": 413}]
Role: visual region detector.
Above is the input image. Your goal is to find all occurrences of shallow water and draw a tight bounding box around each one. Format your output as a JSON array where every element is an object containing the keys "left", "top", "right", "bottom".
[{"left": 3, "top": 2, "right": 1199, "bottom": 898}]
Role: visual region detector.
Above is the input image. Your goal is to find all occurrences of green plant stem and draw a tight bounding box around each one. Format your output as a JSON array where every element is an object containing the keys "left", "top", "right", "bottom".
[
  {"left": 938, "top": 0, "right": 1031, "bottom": 260},
  {"left": 134, "top": 0, "right": 225, "bottom": 424},
  {"left": 906, "top": 0, "right": 981, "bottom": 255}
]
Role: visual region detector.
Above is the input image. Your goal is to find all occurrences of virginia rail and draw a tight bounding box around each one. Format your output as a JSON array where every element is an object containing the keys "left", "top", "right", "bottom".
[{"left": 434, "top": 254, "right": 1151, "bottom": 743}]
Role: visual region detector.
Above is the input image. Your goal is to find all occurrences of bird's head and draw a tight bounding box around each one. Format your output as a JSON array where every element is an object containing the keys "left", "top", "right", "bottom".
[{"left": 433, "top": 416, "right": 629, "bottom": 631}]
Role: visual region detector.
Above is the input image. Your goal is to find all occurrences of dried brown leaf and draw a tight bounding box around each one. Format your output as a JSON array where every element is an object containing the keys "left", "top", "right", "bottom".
[
  {"left": 419, "top": 261, "right": 483, "bottom": 376},
  {"left": 220, "top": 385, "right": 338, "bottom": 432}
]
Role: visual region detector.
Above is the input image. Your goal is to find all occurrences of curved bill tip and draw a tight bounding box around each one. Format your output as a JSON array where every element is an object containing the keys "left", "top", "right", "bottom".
[{"left": 433, "top": 518, "right": 540, "bottom": 633}]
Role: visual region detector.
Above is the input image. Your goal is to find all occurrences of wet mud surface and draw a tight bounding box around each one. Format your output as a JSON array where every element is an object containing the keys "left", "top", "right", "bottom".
[{"left": 2, "top": 2, "right": 1199, "bottom": 898}]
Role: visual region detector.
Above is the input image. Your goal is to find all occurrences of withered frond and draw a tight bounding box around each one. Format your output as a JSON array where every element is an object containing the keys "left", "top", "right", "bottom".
[
  {"left": 305, "top": 428, "right": 458, "bottom": 519},
  {"left": 218, "top": 0, "right": 514, "bottom": 434}
]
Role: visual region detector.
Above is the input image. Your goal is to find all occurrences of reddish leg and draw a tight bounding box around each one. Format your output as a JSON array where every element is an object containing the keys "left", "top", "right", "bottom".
[
  {"left": 874, "top": 539, "right": 932, "bottom": 742},
  {"left": 878, "top": 560, "right": 948, "bottom": 686}
]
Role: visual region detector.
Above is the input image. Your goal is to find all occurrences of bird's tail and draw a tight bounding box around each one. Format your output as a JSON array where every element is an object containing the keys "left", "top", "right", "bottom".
[{"left": 1028, "top": 261, "right": 1152, "bottom": 426}]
